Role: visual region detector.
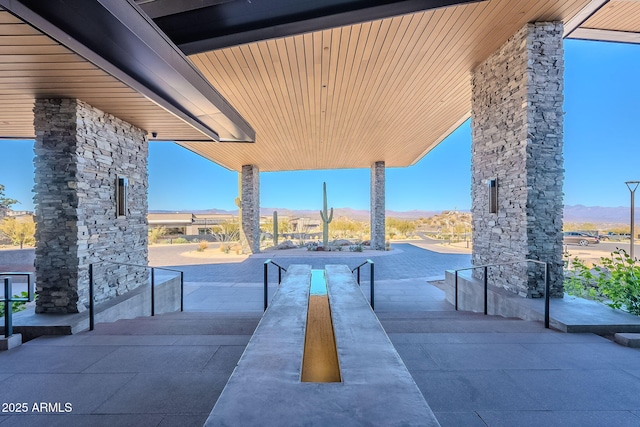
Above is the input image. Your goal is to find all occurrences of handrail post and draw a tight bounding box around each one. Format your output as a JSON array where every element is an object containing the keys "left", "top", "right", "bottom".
[
  {"left": 483, "top": 266, "right": 488, "bottom": 315},
  {"left": 544, "top": 262, "right": 550, "bottom": 329},
  {"left": 180, "top": 271, "right": 184, "bottom": 312},
  {"left": 4, "top": 278, "right": 12, "bottom": 338},
  {"left": 26, "top": 273, "right": 33, "bottom": 301},
  {"left": 454, "top": 271, "right": 459, "bottom": 311},
  {"left": 89, "top": 264, "right": 95, "bottom": 331},
  {"left": 263, "top": 261, "right": 269, "bottom": 311},
  {"left": 369, "top": 260, "right": 374, "bottom": 311},
  {"left": 278, "top": 266, "right": 282, "bottom": 285},
  {"left": 151, "top": 267, "right": 155, "bottom": 317},
  {"left": 357, "top": 266, "right": 361, "bottom": 285}
]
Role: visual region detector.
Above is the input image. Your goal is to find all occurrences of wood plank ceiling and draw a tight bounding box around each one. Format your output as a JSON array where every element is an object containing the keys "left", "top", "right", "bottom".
[
  {"left": 0, "top": 0, "right": 638, "bottom": 172},
  {"left": 581, "top": 0, "right": 640, "bottom": 32},
  {"left": 179, "top": 0, "right": 595, "bottom": 171},
  {"left": 0, "top": 10, "right": 212, "bottom": 141}
]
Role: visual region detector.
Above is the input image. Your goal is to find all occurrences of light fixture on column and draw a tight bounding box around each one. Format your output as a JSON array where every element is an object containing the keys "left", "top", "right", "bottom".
[
  {"left": 488, "top": 178, "right": 498, "bottom": 214},
  {"left": 625, "top": 180, "right": 639, "bottom": 260},
  {"left": 116, "top": 176, "right": 129, "bottom": 217}
]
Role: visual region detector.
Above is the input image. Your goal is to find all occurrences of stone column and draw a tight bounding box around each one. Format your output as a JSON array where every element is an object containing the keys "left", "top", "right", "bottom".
[
  {"left": 33, "top": 99, "right": 148, "bottom": 313},
  {"left": 370, "top": 161, "right": 386, "bottom": 250},
  {"left": 471, "top": 22, "right": 564, "bottom": 298},
  {"left": 239, "top": 164, "right": 260, "bottom": 254}
]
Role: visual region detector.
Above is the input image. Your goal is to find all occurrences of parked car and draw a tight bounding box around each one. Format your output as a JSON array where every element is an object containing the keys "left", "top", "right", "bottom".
[{"left": 563, "top": 231, "right": 600, "bottom": 246}]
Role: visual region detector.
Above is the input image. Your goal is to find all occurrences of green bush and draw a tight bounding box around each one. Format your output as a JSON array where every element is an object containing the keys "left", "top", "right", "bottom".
[
  {"left": 565, "top": 249, "right": 640, "bottom": 315},
  {"left": 596, "top": 249, "right": 640, "bottom": 315},
  {"left": 0, "top": 291, "right": 29, "bottom": 317},
  {"left": 564, "top": 255, "right": 604, "bottom": 301},
  {"left": 172, "top": 237, "right": 188, "bottom": 244}
]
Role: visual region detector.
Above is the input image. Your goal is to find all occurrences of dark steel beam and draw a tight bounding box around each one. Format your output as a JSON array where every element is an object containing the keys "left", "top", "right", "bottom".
[
  {"left": 136, "top": 0, "right": 235, "bottom": 19},
  {"left": 152, "top": 0, "right": 486, "bottom": 54},
  {"left": 0, "top": 0, "right": 255, "bottom": 142}
]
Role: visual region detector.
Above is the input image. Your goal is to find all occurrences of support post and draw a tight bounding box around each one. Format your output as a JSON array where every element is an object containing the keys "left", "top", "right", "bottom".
[
  {"left": 370, "top": 161, "right": 386, "bottom": 251},
  {"left": 4, "top": 278, "right": 12, "bottom": 338},
  {"left": 151, "top": 268, "right": 155, "bottom": 317},
  {"left": 470, "top": 23, "right": 565, "bottom": 298},
  {"left": 240, "top": 165, "right": 261, "bottom": 254},
  {"left": 180, "top": 271, "right": 184, "bottom": 312},
  {"left": 89, "top": 264, "right": 94, "bottom": 331},
  {"left": 370, "top": 261, "right": 375, "bottom": 311},
  {"left": 264, "top": 261, "right": 269, "bottom": 311},
  {"left": 483, "top": 266, "right": 488, "bottom": 315},
  {"left": 454, "top": 271, "right": 458, "bottom": 311},
  {"left": 545, "top": 263, "right": 550, "bottom": 329}
]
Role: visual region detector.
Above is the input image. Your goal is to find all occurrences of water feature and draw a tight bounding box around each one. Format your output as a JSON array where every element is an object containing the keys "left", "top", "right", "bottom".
[{"left": 301, "top": 269, "right": 341, "bottom": 382}]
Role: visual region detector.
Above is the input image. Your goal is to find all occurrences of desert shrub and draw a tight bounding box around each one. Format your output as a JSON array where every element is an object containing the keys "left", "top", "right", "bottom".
[
  {"left": 596, "top": 249, "right": 640, "bottom": 315},
  {"left": 0, "top": 217, "right": 35, "bottom": 248},
  {"left": 349, "top": 243, "right": 363, "bottom": 252},
  {"left": 0, "top": 291, "right": 28, "bottom": 317},
  {"left": 148, "top": 226, "right": 166, "bottom": 244},
  {"left": 565, "top": 249, "right": 640, "bottom": 315},
  {"left": 172, "top": 237, "right": 188, "bottom": 244},
  {"left": 197, "top": 241, "right": 208, "bottom": 252},
  {"left": 564, "top": 255, "right": 604, "bottom": 301}
]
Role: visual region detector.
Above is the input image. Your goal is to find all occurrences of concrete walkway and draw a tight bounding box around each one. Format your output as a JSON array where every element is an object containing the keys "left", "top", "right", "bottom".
[{"left": 1, "top": 243, "right": 639, "bottom": 426}]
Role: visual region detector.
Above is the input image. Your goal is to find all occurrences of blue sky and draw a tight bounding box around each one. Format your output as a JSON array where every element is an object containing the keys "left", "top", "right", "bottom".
[{"left": 1, "top": 39, "right": 638, "bottom": 213}]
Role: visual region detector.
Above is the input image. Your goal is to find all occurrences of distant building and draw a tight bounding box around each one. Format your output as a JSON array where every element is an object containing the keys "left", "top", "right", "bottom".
[
  {"left": 148, "top": 212, "right": 235, "bottom": 236},
  {"left": 147, "top": 212, "right": 322, "bottom": 238}
]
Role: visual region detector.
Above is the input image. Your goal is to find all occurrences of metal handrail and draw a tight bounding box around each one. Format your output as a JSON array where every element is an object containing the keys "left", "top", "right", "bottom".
[
  {"left": 1, "top": 272, "right": 34, "bottom": 338},
  {"left": 453, "top": 259, "right": 551, "bottom": 328},
  {"left": 263, "top": 259, "right": 287, "bottom": 311},
  {"left": 351, "top": 259, "right": 375, "bottom": 310},
  {"left": 88, "top": 261, "right": 184, "bottom": 331}
]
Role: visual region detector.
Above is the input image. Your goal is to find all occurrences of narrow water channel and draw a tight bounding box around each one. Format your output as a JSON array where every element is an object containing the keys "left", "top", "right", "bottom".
[{"left": 301, "top": 269, "right": 342, "bottom": 383}]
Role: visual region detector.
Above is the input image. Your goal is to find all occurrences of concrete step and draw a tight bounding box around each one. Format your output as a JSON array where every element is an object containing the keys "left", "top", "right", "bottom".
[
  {"left": 90, "top": 311, "right": 262, "bottom": 336},
  {"left": 378, "top": 310, "right": 543, "bottom": 334},
  {"left": 614, "top": 332, "right": 640, "bottom": 348}
]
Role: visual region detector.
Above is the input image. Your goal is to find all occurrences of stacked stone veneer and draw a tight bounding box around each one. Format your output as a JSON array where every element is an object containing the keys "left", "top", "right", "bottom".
[
  {"left": 370, "top": 161, "right": 386, "bottom": 251},
  {"left": 33, "top": 99, "right": 148, "bottom": 313},
  {"left": 471, "top": 23, "right": 564, "bottom": 298},
  {"left": 240, "top": 165, "right": 260, "bottom": 254}
]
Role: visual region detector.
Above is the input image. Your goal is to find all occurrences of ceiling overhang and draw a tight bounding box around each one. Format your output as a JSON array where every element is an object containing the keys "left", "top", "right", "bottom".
[
  {"left": 145, "top": 0, "right": 485, "bottom": 54},
  {"left": 0, "top": 0, "right": 255, "bottom": 142},
  {"left": 565, "top": 0, "right": 640, "bottom": 44},
  {"left": 0, "top": 0, "right": 639, "bottom": 172}
]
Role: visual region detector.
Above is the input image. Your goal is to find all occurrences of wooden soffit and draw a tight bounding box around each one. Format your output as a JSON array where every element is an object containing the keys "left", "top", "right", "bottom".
[
  {"left": 566, "top": 0, "right": 640, "bottom": 44},
  {"left": 178, "top": 0, "right": 601, "bottom": 171},
  {"left": 0, "top": 0, "right": 254, "bottom": 142}
]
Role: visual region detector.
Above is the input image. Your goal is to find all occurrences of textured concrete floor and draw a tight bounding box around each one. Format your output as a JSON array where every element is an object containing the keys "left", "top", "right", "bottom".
[{"left": 1, "top": 243, "right": 639, "bottom": 426}]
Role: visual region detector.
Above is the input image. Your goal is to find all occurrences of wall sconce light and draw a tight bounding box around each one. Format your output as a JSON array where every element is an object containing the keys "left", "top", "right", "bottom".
[
  {"left": 116, "top": 176, "right": 128, "bottom": 217},
  {"left": 488, "top": 178, "right": 497, "bottom": 214}
]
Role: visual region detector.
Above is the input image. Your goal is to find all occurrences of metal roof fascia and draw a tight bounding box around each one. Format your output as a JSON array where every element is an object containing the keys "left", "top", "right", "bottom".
[{"left": 0, "top": 0, "right": 256, "bottom": 142}]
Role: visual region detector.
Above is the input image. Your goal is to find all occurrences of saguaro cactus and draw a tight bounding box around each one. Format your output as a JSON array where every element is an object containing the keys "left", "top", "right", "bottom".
[
  {"left": 273, "top": 211, "right": 279, "bottom": 246},
  {"left": 319, "top": 182, "right": 334, "bottom": 247}
]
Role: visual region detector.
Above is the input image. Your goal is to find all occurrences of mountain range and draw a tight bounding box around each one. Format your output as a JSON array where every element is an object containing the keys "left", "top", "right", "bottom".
[{"left": 151, "top": 205, "right": 637, "bottom": 224}]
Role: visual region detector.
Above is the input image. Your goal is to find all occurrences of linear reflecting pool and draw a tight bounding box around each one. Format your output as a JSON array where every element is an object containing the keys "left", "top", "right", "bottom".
[{"left": 301, "top": 269, "right": 342, "bottom": 383}]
